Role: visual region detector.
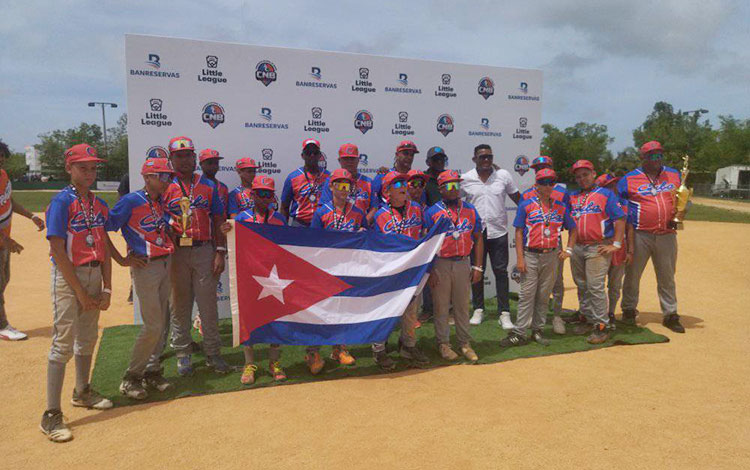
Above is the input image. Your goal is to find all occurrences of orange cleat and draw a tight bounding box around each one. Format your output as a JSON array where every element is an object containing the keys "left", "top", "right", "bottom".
[
  {"left": 305, "top": 351, "right": 325, "bottom": 375},
  {"left": 331, "top": 345, "right": 356, "bottom": 366}
]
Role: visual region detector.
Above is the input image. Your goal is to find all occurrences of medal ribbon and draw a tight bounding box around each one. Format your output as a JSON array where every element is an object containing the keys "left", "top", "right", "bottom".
[{"left": 69, "top": 185, "right": 96, "bottom": 244}]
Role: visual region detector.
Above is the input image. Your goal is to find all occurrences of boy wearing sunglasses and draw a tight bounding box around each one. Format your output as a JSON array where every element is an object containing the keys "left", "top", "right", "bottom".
[
  {"left": 318, "top": 143, "right": 377, "bottom": 215},
  {"left": 503, "top": 169, "right": 577, "bottom": 348},
  {"left": 227, "top": 158, "right": 260, "bottom": 219},
  {"left": 306, "top": 169, "right": 367, "bottom": 372},
  {"left": 617, "top": 141, "right": 684, "bottom": 333},
  {"left": 221, "top": 175, "right": 288, "bottom": 384},
  {"left": 281, "top": 138, "right": 330, "bottom": 227},
  {"left": 105, "top": 157, "right": 176, "bottom": 400},
  {"left": 424, "top": 170, "right": 484, "bottom": 361},
  {"left": 372, "top": 171, "right": 428, "bottom": 368},
  {"left": 369, "top": 140, "right": 421, "bottom": 221}
]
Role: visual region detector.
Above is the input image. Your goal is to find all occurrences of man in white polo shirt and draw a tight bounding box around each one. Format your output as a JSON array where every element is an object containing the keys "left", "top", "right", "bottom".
[{"left": 461, "top": 144, "right": 521, "bottom": 329}]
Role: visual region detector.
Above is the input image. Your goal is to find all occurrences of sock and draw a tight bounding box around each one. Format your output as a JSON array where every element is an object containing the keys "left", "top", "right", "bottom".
[
  {"left": 268, "top": 344, "right": 281, "bottom": 363},
  {"left": 243, "top": 346, "right": 254, "bottom": 364},
  {"left": 47, "top": 360, "right": 66, "bottom": 411},
  {"left": 75, "top": 355, "right": 92, "bottom": 393}
]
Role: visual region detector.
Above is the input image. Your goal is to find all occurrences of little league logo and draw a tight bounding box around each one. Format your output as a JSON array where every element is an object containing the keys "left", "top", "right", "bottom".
[
  {"left": 206, "top": 55, "right": 218, "bottom": 68},
  {"left": 202, "top": 102, "right": 225, "bottom": 128},
  {"left": 146, "top": 146, "right": 169, "bottom": 159},
  {"left": 262, "top": 148, "right": 273, "bottom": 161},
  {"left": 514, "top": 155, "right": 530, "bottom": 175},
  {"left": 255, "top": 60, "right": 277, "bottom": 86},
  {"left": 399, "top": 111, "right": 408, "bottom": 123},
  {"left": 149, "top": 98, "right": 163, "bottom": 112},
  {"left": 520, "top": 117, "right": 528, "bottom": 128},
  {"left": 436, "top": 114, "right": 454, "bottom": 137},
  {"left": 311, "top": 107, "right": 323, "bottom": 119},
  {"left": 354, "top": 110, "right": 374, "bottom": 134},
  {"left": 442, "top": 73, "right": 451, "bottom": 85},
  {"left": 359, "top": 68, "right": 369, "bottom": 79},
  {"left": 478, "top": 77, "right": 495, "bottom": 100}
]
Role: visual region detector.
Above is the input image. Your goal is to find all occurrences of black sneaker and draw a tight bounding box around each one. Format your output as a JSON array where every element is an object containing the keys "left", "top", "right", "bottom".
[
  {"left": 143, "top": 371, "right": 173, "bottom": 392},
  {"left": 608, "top": 313, "right": 617, "bottom": 331},
  {"left": 531, "top": 329, "right": 550, "bottom": 346},
  {"left": 119, "top": 374, "right": 148, "bottom": 400},
  {"left": 206, "top": 354, "right": 231, "bottom": 374},
  {"left": 499, "top": 333, "right": 528, "bottom": 348},
  {"left": 71, "top": 385, "right": 113, "bottom": 410},
  {"left": 40, "top": 409, "right": 73, "bottom": 443},
  {"left": 663, "top": 313, "right": 685, "bottom": 333},
  {"left": 587, "top": 323, "right": 610, "bottom": 344},
  {"left": 621, "top": 309, "right": 638, "bottom": 325},
  {"left": 399, "top": 344, "right": 430, "bottom": 366},
  {"left": 573, "top": 323, "right": 593, "bottom": 335},
  {"left": 564, "top": 312, "right": 586, "bottom": 324},
  {"left": 374, "top": 350, "right": 396, "bottom": 370}
]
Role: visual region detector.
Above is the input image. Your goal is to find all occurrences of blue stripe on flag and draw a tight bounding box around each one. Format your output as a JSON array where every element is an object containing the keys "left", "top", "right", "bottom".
[
  {"left": 245, "top": 316, "right": 402, "bottom": 346},
  {"left": 238, "top": 217, "right": 451, "bottom": 252},
  {"left": 336, "top": 264, "right": 428, "bottom": 297}
]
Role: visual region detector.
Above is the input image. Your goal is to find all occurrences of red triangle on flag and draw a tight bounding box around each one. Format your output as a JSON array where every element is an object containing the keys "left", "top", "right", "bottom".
[{"left": 234, "top": 222, "right": 352, "bottom": 343}]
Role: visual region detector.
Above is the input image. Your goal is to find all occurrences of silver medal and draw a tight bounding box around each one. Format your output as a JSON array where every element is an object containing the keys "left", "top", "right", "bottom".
[
  {"left": 86, "top": 234, "right": 95, "bottom": 247},
  {"left": 543, "top": 228, "right": 551, "bottom": 237},
  {"left": 156, "top": 236, "right": 164, "bottom": 247},
  {"left": 650, "top": 187, "right": 657, "bottom": 196},
  {"left": 452, "top": 232, "right": 460, "bottom": 240},
  {"left": 309, "top": 194, "right": 317, "bottom": 202}
]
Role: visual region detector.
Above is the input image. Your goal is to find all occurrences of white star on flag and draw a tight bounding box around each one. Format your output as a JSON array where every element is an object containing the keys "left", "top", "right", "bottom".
[{"left": 252, "top": 265, "right": 294, "bottom": 304}]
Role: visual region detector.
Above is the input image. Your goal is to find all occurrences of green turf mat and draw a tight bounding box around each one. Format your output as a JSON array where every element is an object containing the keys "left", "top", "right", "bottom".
[{"left": 92, "top": 299, "right": 669, "bottom": 407}]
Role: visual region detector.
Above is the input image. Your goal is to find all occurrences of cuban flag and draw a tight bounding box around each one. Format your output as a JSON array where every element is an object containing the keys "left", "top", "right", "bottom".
[{"left": 227, "top": 219, "right": 450, "bottom": 346}]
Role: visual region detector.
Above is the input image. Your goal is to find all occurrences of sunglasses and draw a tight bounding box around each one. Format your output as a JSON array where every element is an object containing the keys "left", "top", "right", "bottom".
[
  {"left": 390, "top": 180, "right": 407, "bottom": 189},
  {"left": 645, "top": 153, "right": 663, "bottom": 161},
  {"left": 146, "top": 173, "right": 172, "bottom": 182},
  {"left": 254, "top": 189, "right": 274, "bottom": 199},
  {"left": 442, "top": 182, "right": 460, "bottom": 191},
  {"left": 408, "top": 179, "right": 425, "bottom": 188},
  {"left": 169, "top": 139, "right": 193, "bottom": 151},
  {"left": 476, "top": 154, "right": 493, "bottom": 161},
  {"left": 332, "top": 181, "right": 351, "bottom": 192},
  {"left": 537, "top": 179, "right": 556, "bottom": 186}
]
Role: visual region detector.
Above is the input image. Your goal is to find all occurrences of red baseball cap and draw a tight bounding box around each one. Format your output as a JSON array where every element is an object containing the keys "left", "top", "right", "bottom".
[
  {"left": 382, "top": 171, "right": 407, "bottom": 190},
  {"left": 407, "top": 169, "right": 428, "bottom": 182},
  {"left": 329, "top": 168, "right": 353, "bottom": 184},
  {"left": 595, "top": 173, "right": 620, "bottom": 187},
  {"left": 64, "top": 144, "right": 105, "bottom": 164},
  {"left": 640, "top": 140, "right": 663, "bottom": 156},
  {"left": 535, "top": 168, "right": 558, "bottom": 181},
  {"left": 302, "top": 138, "right": 321, "bottom": 150},
  {"left": 141, "top": 157, "right": 174, "bottom": 175},
  {"left": 530, "top": 156, "right": 553, "bottom": 169},
  {"left": 252, "top": 175, "right": 275, "bottom": 191},
  {"left": 236, "top": 158, "right": 260, "bottom": 170},
  {"left": 198, "top": 148, "right": 222, "bottom": 162},
  {"left": 338, "top": 143, "right": 359, "bottom": 158},
  {"left": 396, "top": 140, "right": 419, "bottom": 153},
  {"left": 572, "top": 159, "right": 595, "bottom": 172},
  {"left": 437, "top": 170, "right": 462, "bottom": 186},
  {"left": 168, "top": 136, "right": 195, "bottom": 154}
]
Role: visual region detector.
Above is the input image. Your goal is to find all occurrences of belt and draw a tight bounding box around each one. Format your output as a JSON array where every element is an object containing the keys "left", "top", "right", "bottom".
[
  {"left": 177, "top": 240, "right": 209, "bottom": 248},
  {"left": 524, "top": 247, "right": 556, "bottom": 254},
  {"left": 439, "top": 255, "right": 468, "bottom": 261},
  {"left": 79, "top": 261, "right": 101, "bottom": 267},
  {"left": 578, "top": 238, "right": 612, "bottom": 246}
]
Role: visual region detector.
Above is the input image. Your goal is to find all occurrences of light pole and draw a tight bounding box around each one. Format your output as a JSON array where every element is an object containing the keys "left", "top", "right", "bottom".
[{"left": 88, "top": 102, "right": 118, "bottom": 158}]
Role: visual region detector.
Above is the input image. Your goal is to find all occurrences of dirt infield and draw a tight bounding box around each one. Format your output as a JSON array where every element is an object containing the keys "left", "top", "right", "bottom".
[{"left": 2, "top": 217, "right": 749, "bottom": 469}]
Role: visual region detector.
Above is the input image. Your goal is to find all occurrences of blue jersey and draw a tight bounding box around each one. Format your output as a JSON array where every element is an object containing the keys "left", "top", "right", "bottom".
[
  {"left": 235, "top": 208, "right": 287, "bottom": 226},
  {"left": 106, "top": 190, "right": 174, "bottom": 257},
  {"left": 311, "top": 202, "right": 368, "bottom": 232}
]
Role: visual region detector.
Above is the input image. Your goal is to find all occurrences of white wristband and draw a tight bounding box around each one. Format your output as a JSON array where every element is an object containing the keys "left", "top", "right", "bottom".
[
  {"left": 613, "top": 241, "right": 622, "bottom": 249},
  {"left": 102, "top": 288, "right": 112, "bottom": 294},
  {"left": 471, "top": 266, "right": 484, "bottom": 273},
  {"left": 216, "top": 246, "right": 227, "bottom": 252},
  {"left": 565, "top": 248, "right": 573, "bottom": 255}
]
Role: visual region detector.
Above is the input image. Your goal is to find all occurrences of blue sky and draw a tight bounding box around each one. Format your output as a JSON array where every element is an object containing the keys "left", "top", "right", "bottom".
[{"left": 1, "top": 0, "right": 748, "bottom": 153}]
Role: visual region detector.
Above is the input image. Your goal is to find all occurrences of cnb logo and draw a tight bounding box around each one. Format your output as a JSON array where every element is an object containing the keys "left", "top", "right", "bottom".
[
  {"left": 481, "top": 118, "right": 490, "bottom": 129},
  {"left": 260, "top": 107, "right": 272, "bottom": 121},
  {"left": 255, "top": 60, "right": 277, "bottom": 86},
  {"left": 261, "top": 148, "right": 273, "bottom": 161},
  {"left": 311, "top": 107, "right": 323, "bottom": 119},
  {"left": 149, "top": 98, "right": 163, "bottom": 112},
  {"left": 398, "top": 73, "right": 408, "bottom": 86},
  {"left": 520, "top": 117, "right": 528, "bottom": 128},
  {"left": 359, "top": 153, "right": 369, "bottom": 166},
  {"left": 519, "top": 82, "right": 528, "bottom": 94},
  {"left": 478, "top": 77, "right": 495, "bottom": 100},
  {"left": 514, "top": 155, "right": 530, "bottom": 176},
  {"left": 202, "top": 102, "right": 225, "bottom": 129},
  {"left": 354, "top": 110, "right": 374, "bottom": 134},
  {"left": 437, "top": 114, "right": 455, "bottom": 137},
  {"left": 206, "top": 55, "right": 218, "bottom": 68},
  {"left": 359, "top": 68, "right": 369, "bottom": 79},
  {"left": 146, "top": 53, "right": 160, "bottom": 69},
  {"left": 442, "top": 74, "right": 451, "bottom": 85},
  {"left": 310, "top": 67, "right": 321, "bottom": 80},
  {"left": 399, "top": 111, "right": 408, "bottom": 123},
  {"left": 146, "top": 146, "right": 169, "bottom": 159}
]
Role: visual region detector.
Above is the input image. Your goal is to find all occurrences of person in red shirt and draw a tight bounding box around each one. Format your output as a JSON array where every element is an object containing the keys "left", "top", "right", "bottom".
[
  {"left": 372, "top": 171, "right": 426, "bottom": 368},
  {"left": 221, "top": 175, "right": 288, "bottom": 384},
  {"left": 424, "top": 170, "right": 483, "bottom": 361},
  {"left": 595, "top": 173, "right": 634, "bottom": 329},
  {"left": 199, "top": 148, "right": 229, "bottom": 217},
  {"left": 617, "top": 141, "right": 685, "bottom": 333},
  {"left": 163, "top": 136, "right": 229, "bottom": 376},
  {"left": 281, "top": 138, "right": 330, "bottom": 226},
  {"left": 105, "top": 157, "right": 176, "bottom": 399},
  {"left": 503, "top": 169, "right": 577, "bottom": 347},
  {"left": 569, "top": 160, "right": 625, "bottom": 344},
  {"left": 41, "top": 144, "right": 114, "bottom": 443},
  {"left": 227, "top": 158, "right": 260, "bottom": 218}
]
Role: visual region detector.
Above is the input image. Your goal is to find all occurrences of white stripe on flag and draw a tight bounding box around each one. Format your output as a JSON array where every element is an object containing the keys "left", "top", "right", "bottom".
[{"left": 279, "top": 233, "right": 445, "bottom": 278}]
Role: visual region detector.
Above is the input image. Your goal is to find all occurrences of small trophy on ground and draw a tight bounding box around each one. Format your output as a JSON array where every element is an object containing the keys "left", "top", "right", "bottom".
[
  {"left": 670, "top": 154, "right": 694, "bottom": 230},
  {"left": 179, "top": 196, "right": 193, "bottom": 246}
]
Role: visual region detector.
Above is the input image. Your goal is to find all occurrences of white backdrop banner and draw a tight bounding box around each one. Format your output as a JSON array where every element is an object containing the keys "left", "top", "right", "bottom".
[{"left": 125, "top": 34, "right": 543, "bottom": 320}]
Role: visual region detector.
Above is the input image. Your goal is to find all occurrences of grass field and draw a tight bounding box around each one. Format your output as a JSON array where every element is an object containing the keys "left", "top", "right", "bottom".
[
  {"left": 13, "top": 190, "right": 118, "bottom": 212},
  {"left": 686, "top": 203, "right": 750, "bottom": 223}
]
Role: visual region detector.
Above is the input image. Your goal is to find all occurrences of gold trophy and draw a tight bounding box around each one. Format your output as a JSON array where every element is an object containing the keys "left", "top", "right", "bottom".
[
  {"left": 178, "top": 196, "right": 193, "bottom": 246},
  {"left": 671, "top": 154, "right": 694, "bottom": 230}
]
